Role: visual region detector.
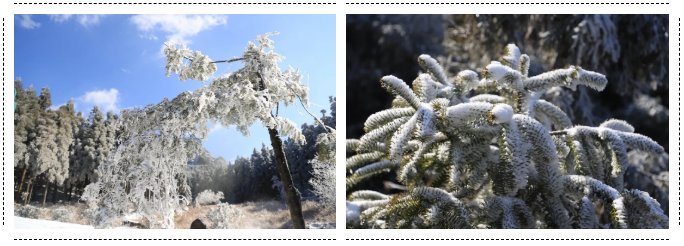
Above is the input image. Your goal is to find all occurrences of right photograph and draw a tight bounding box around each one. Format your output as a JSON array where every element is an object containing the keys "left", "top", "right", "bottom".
[{"left": 346, "top": 14, "right": 669, "bottom": 229}]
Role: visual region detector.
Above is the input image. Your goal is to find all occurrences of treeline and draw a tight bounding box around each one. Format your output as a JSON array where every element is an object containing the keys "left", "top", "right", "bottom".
[
  {"left": 14, "top": 81, "right": 119, "bottom": 206},
  {"left": 187, "top": 97, "right": 336, "bottom": 204},
  {"left": 14, "top": 79, "right": 336, "bottom": 207}
]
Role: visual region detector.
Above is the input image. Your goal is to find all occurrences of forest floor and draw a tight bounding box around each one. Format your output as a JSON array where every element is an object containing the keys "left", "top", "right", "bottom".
[
  {"left": 14, "top": 200, "right": 335, "bottom": 229},
  {"left": 175, "top": 200, "right": 335, "bottom": 229}
]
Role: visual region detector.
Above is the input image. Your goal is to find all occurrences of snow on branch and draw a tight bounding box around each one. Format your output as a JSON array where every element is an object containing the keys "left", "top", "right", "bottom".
[{"left": 346, "top": 43, "right": 667, "bottom": 229}]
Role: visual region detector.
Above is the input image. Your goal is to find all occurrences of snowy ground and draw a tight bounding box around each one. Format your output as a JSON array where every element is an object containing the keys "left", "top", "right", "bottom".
[
  {"left": 15, "top": 216, "right": 93, "bottom": 229},
  {"left": 14, "top": 199, "right": 334, "bottom": 229},
  {"left": 14, "top": 216, "right": 137, "bottom": 229}
]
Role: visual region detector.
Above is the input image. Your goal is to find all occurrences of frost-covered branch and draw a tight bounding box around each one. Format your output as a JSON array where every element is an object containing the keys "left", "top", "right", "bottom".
[{"left": 346, "top": 43, "right": 667, "bottom": 229}]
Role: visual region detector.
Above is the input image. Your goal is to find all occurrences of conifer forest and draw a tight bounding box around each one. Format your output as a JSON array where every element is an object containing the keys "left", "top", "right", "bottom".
[{"left": 346, "top": 14, "right": 669, "bottom": 229}]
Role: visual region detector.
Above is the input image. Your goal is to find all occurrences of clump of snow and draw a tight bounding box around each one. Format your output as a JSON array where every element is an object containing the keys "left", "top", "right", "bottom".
[
  {"left": 491, "top": 104, "right": 514, "bottom": 123},
  {"left": 486, "top": 61, "right": 513, "bottom": 81},
  {"left": 599, "top": 119, "right": 635, "bottom": 133}
]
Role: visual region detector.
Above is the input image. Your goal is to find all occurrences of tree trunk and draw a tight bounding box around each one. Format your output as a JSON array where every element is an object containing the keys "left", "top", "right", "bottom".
[
  {"left": 67, "top": 185, "right": 73, "bottom": 202},
  {"left": 268, "top": 127, "right": 305, "bottom": 229},
  {"left": 25, "top": 178, "right": 34, "bottom": 205},
  {"left": 51, "top": 185, "right": 58, "bottom": 204},
  {"left": 42, "top": 182, "right": 50, "bottom": 207},
  {"left": 17, "top": 167, "right": 27, "bottom": 195}
]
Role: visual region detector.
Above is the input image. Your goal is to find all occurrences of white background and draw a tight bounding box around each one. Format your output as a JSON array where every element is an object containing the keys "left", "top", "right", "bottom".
[{"left": 0, "top": 0, "right": 680, "bottom": 245}]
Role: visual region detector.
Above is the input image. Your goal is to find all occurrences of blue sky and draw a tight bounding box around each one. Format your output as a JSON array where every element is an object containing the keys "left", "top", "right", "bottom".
[{"left": 14, "top": 14, "right": 336, "bottom": 162}]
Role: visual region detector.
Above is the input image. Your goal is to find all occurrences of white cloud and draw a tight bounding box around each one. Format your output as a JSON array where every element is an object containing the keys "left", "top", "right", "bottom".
[
  {"left": 48, "top": 14, "right": 72, "bottom": 23},
  {"left": 19, "top": 15, "right": 40, "bottom": 29},
  {"left": 80, "top": 88, "right": 120, "bottom": 112},
  {"left": 77, "top": 15, "right": 105, "bottom": 28},
  {"left": 48, "top": 14, "right": 105, "bottom": 28},
  {"left": 131, "top": 15, "right": 227, "bottom": 43}
]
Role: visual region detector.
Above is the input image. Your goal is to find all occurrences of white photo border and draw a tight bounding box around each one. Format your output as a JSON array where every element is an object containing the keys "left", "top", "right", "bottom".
[{"left": 0, "top": 0, "right": 681, "bottom": 245}]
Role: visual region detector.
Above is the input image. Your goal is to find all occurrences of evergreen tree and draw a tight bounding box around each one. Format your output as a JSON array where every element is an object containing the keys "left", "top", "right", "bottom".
[
  {"left": 46, "top": 101, "right": 77, "bottom": 203},
  {"left": 284, "top": 97, "right": 338, "bottom": 198},
  {"left": 82, "top": 107, "right": 107, "bottom": 183},
  {"left": 28, "top": 88, "right": 58, "bottom": 206},
  {"left": 105, "top": 111, "right": 119, "bottom": 152},
  {"left": 346, "top": 45, "right": 667, "bottom": 229},
  {"left": 14, "top": 81, "right": 41, "bottom": 201},
  {"left": 309, "top": 97, "right": 337, "bottom": 206},
  {"left": 38, "top": 87, "right": 51, "bottom": 111},
  {"left": 66, "top": 112, "right": 88, "bottom": 198}
]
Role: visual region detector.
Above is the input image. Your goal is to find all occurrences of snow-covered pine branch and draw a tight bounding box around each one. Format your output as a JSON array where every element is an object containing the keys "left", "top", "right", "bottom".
[{"left": 346, "top": 43, "right": 668, "bottom": 229}]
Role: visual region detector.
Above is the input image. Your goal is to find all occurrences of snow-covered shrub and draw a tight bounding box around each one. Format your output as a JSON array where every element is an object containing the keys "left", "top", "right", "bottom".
[
  {"left": 307, "top": 222, "right": 336, "bottom": 229},
  {"left": 194, "top": 190, "right": 224, "bottom": 206},
  {"left": 51, "top": 207, "right": 72, "bottom": 222},
  {"left": 346, "top": 44, "right": 668, "bottom": 229},
  {"left": 205, "top": 203, "right": 242, "bottom": 229},
  {"left": 15, "top": 205, "right": 39, "bottom": 219}
]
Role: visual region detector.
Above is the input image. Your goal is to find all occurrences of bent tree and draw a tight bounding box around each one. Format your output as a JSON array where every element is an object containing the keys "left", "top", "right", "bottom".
[
  {"left": 84, "top": 33, "right": 318, "bottom": 228},
  {"left": 163, "top": 33, "right": 315, "bottom": 228}
]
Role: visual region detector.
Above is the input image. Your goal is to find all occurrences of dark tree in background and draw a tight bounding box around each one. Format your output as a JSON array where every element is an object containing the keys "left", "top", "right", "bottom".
[
  {"left": 346, "top": 14, "right": 669, "bottom": 213},
  {"left": 347, "top": 15, "right": 445, "bottom": 139}
]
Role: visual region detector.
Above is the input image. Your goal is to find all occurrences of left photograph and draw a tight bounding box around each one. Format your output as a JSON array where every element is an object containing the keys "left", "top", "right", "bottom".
[{"left": 13, "top": 14, "right": 336, "bottom": 229}]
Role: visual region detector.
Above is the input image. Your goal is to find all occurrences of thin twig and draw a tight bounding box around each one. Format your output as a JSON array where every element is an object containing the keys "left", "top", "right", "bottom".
[
  {"left": 296, "top": 95, "right": 332, "bottom": 133},
  {"left": 165, "top": 43, "right": 245, "bottom": 64},
  {"left": 212, "top": 57, "right": 245, "bottom": 64},
  {"left": 275, "top": 103, "right": 279, "bottom": 117}
]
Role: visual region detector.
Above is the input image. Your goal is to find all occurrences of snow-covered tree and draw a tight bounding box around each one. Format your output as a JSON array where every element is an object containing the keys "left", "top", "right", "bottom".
[
  {"left": 83, "top": 33, "right": 333, "bottom": 229},
  {"left": 82, "top": 97, "right": 199, "bottom": 228},
  {"left": 271, "top": 175, "right": 286, "bottom": 202},
  {"left": 50, "top": 101, "right": 76, "bottom": 190},
  {"left": 283, "top": 97, "right": 337, "bottom": 198},
  {"left": 15, "top": 84, "right": 77, "bottom": 205},
  {"left": 346, "top": 44, "right": 668, "bottom": 229},
  {"left": 309, "top": 97, "right": 337, "bottom": 206},
  {"left": 26, "top": 88, "right": 60, "bottom": 206},
  {"left": 14, "top": 81, "right": 41, "bottom": 202},
  {"left": 65, "top": 112, "right": 88, "bottom": 197},
  {"left": 186, "top": 150, "right": 231, "bottom": 200},
  {"left": 309, "top": 132, "right": 336, "bottom": 207},
  {"left": 162, "top": 33, "right": 332, "bottom": 228}
]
